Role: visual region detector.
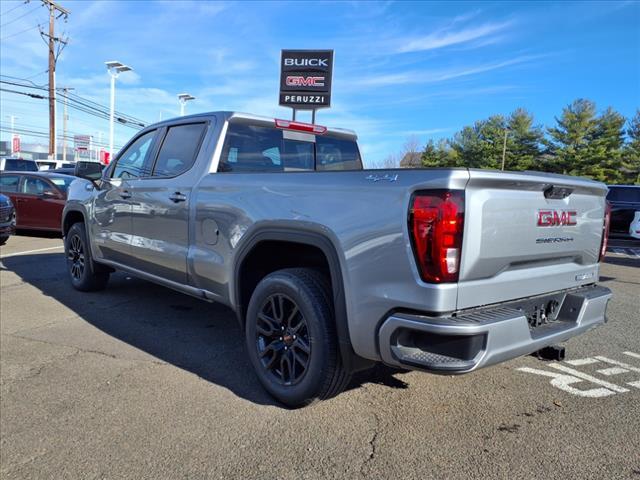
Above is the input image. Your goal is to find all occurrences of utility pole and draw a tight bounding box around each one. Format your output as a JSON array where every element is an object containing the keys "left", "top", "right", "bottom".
[
  {"left": 40, "top": 0, "right": 70, "bottom": 160},
  {"left": 59, "top": 86, "right": 74, "bottom": 162},
  {"left": 501, "top": 128, "right": 509, "bottom": 171}
]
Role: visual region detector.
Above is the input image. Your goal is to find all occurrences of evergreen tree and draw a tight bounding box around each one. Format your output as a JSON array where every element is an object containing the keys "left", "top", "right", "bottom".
[
  {"left": 506, "top": 108, "right": 543, "bottom": 171},
  {"left": 624, "top": 110, "right": 640, "bottom": 184},
  {"left": 583, "top": 107, "right": 626, "bottom": 183},
  {"left": 546, "top": 99, "right": 598, "bottom": 175},
  {"left": 450, "top": 115, "right": 507, "bottom": 169},
  {"left": 421, "top": 139, "right": 460, "bottom": 167}
]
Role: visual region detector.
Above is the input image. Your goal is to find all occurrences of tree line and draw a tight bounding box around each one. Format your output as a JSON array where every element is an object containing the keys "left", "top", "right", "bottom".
[{"left": 417, "top": 99, "right": 639, "bottom": 184}]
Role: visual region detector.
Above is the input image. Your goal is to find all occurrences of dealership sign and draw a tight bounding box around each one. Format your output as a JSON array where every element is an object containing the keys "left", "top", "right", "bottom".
[
  {"left": 11, "top": 135, "right": 20, "bottom": 154},
  {"left": 279, "top": 50, "right": 333, "bottom": 109}
]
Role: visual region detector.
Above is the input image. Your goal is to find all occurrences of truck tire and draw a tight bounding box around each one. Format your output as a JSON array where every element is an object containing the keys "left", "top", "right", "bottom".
[
  {"left": 0, "top": 236, "right": 7, "bottom": 246},
  {"left": 65, "top": 222, "right": 109, "bottom": 292},
  {"left": 245, "top": 268, "right": 351, "bottom": 407}
]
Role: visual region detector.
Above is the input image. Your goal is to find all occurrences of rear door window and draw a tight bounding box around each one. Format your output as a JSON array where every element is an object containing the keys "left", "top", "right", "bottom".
[
  {"left": 152, "top": 123, "right": 206, "bottom": 177},
  {"left": 0, "top": 175, "right": 21, "bottom": 193},
  {"left": 22, "top": 177, "right": 54, "bottom": 196}
]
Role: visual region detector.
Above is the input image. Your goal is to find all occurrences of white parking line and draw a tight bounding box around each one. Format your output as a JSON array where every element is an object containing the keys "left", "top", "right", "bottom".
[
  {"left": 624, "top": 352, "right": 640, "bottom": 360},
  {"left": 595, "top": 356, "right": 640, "bottom": 373},
  {"left": 566, "top": 358, "right": 598, "bottom": 366},
  {"left": 0, "top": 245, "right": 64, "bottom": 259},
  {"left": 597, "top": 367, "right": 629, "bottom": 376}
]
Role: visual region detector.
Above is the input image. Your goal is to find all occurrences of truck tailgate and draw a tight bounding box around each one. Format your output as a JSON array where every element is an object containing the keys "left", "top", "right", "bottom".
[{"left": 457, "top": 170, "right": 608, "bottom": 310}]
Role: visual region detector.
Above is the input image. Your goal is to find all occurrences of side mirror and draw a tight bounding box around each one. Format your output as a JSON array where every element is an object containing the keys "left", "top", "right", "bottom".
[{"left": 74, "top": 161, "right": 103, "bottom": 182}]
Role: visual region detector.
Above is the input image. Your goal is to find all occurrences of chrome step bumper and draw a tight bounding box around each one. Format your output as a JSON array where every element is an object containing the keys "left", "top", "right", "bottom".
[{"left": 378, "top": 285, "right": 612, "bottom": 373}]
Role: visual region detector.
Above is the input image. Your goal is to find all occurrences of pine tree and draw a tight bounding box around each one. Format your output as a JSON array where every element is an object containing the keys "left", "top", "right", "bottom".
[
  {"left": 547, "top": 99, "right": 598, "bottom": 176},
  {"left": 583, "top": 107, "right": 626, "bottom": 183},
  {"left": 624, "top": 110, "right": 640, "bottom": 184},
  {"left": 450, "top": 115, "right": 507, "bottom": 169},
  {"left": 506, "top": 108, "right": 543, "bottom": 171},
  {"left": 421, "top": 139, "right": 460, "bottom": 167}
]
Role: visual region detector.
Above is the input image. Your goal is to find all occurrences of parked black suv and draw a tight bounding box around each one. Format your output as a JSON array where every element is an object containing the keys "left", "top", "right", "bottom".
[
  {"left": 606, "top": 185, "right": 640, "bottom": 237},
  {"left": 0, "top": 193, "right": 16, "bottom": 246}
]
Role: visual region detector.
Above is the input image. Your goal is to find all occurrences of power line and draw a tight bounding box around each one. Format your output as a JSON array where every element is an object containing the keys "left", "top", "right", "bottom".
[
  {"left": 0, "top": 125, "right": 124, "bottom": 150},
  {"left": 0, "top": 80, "right": 147, "bottom": 129},
  {"left": 0, "top": 77, "right": 148, "bottom": 127},
  {"left": 0, "top": 23, "right": 42, "bottom": 41},
  {"left": 0, "top": 1, "right": 31, "bottom": 18},
  {"left": 0, "top": 4, "right": 39, "bottom": 29},
  {"left": 0, "top": 86, "right": 47, "bottom": 99}
]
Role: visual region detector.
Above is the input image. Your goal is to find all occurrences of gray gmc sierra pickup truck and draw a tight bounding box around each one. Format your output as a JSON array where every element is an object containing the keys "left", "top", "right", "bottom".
[{"left": 63, "top": 111, "right": 612, "bottom": 406}]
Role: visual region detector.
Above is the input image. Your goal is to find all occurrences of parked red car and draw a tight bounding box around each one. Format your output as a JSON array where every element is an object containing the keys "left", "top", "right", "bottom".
[{"left": 0, "top": 172, "right": 76, "bottom": 232}]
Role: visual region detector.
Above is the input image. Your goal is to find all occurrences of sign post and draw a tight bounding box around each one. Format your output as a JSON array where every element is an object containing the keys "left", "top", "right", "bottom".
[{"left": 279, "top": 49, "right": 333, "bottom": 123}]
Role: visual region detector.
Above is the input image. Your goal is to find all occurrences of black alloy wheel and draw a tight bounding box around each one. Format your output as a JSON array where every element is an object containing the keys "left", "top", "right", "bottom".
[
  {"left": 245, "top": 268, "right": 351, "bottom": 407},
  {"left": 256, "top": 293, "right": 311, "bottom": 385},
  {"left": 67, "top": 233, "right": 85, "bottom": 281},
  {"left": 65, "top": 222, "right": 109, "bottom": 291}
]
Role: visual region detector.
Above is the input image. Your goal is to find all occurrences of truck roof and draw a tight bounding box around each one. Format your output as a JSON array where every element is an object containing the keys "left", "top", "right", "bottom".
[{"left": 146, "top": 111, "right": 358, "bottom": 140}]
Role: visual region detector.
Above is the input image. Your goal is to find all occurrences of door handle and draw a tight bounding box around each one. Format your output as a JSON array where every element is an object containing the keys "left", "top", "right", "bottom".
[
  {"left": 168, "top": 192, "right": 187, "bottom": 203},
  {"left": 119, "top": 190, "right": 131, "bottom": 199}
]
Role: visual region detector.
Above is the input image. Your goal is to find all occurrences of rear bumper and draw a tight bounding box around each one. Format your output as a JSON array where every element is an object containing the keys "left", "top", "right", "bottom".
[{"left": 378, "top": 285, "right": 611, "bottom": 373}]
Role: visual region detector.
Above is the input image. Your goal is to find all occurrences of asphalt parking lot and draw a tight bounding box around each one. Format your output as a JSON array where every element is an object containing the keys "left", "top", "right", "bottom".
[{"left": 1, "top": 234, "right": 639, "bottom": 479}]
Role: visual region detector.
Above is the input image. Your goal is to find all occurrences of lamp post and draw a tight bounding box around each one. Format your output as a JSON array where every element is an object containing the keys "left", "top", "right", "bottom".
[
  {"left": 178, "top": 93, "right": 195, "bottom": 116},
  {"left": 500, "top": 128, "right": 510, "bottom": 171},
  {"left": 105, "top": 61, "right": 133, "bottom": 159}
]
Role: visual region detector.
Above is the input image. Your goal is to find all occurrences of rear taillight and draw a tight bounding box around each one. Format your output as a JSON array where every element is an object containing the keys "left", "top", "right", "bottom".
[
  {"left": 599, "top": 201, "right": 611, "bottom": 262},
  {"left": 409, "top": 190, "right": 465, "bottom": 283}
]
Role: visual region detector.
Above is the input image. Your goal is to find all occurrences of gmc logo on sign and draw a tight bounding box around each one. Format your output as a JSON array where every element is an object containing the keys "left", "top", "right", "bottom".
[
  {"left": 537, "top": 210, "right": 577, "bottom": 227},
  {"left": 285, "top": 76, "right": 325, "bottom": 87}
]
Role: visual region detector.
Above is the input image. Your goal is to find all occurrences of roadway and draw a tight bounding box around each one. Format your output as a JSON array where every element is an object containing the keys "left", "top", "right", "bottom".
[{"left": 1, "top": 234, "right": 639, "bottom": 479}]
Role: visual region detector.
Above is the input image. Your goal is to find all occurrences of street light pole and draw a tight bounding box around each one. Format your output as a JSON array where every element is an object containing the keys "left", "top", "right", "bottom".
[
  {"left": 109, "top": 72, "right": 116, "bottom": 159},
  {"left": 59, "top": 87, "right": 74, "bottom": 162},
  {"left": 6, "top": 115, "right": 18, "bottom": 154},
  {"left": 178, "top": 93, "right": 195, "bottom": 116},
  {"left": 105, "top": 61, "right": 133, "bottom": 160},
  {"left": 501, "top": 128, "right": 509, "bottom": 171}
]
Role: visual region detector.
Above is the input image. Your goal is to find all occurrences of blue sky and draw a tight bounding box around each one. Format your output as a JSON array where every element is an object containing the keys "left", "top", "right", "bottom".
[{"left": 1, "top": 0, "right": 639, "bottom": 165}]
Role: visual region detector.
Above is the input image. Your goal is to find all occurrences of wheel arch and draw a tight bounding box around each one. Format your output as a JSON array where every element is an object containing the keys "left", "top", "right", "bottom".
[
  {"left": 62, "top": 207, "right": 87, "bottom": 237},
  {"left": 233, "top": 226, "right": 371, "bottom": 373}
]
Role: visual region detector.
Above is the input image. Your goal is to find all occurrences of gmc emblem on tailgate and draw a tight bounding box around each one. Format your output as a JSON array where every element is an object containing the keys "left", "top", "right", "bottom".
[{"left": 537, "top": 210, "right": 577, "bottom": 227}]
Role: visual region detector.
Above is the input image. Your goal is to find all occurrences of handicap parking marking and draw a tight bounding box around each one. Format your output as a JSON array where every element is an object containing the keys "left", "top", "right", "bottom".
[{"left": 517, "top": 351, "right": 640, "bottom": 398}]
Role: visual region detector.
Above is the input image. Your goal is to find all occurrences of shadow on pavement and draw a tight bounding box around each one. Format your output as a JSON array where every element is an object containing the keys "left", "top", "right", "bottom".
[{"left": 2, "top": 253, "right": 409, "bottom": 407}]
